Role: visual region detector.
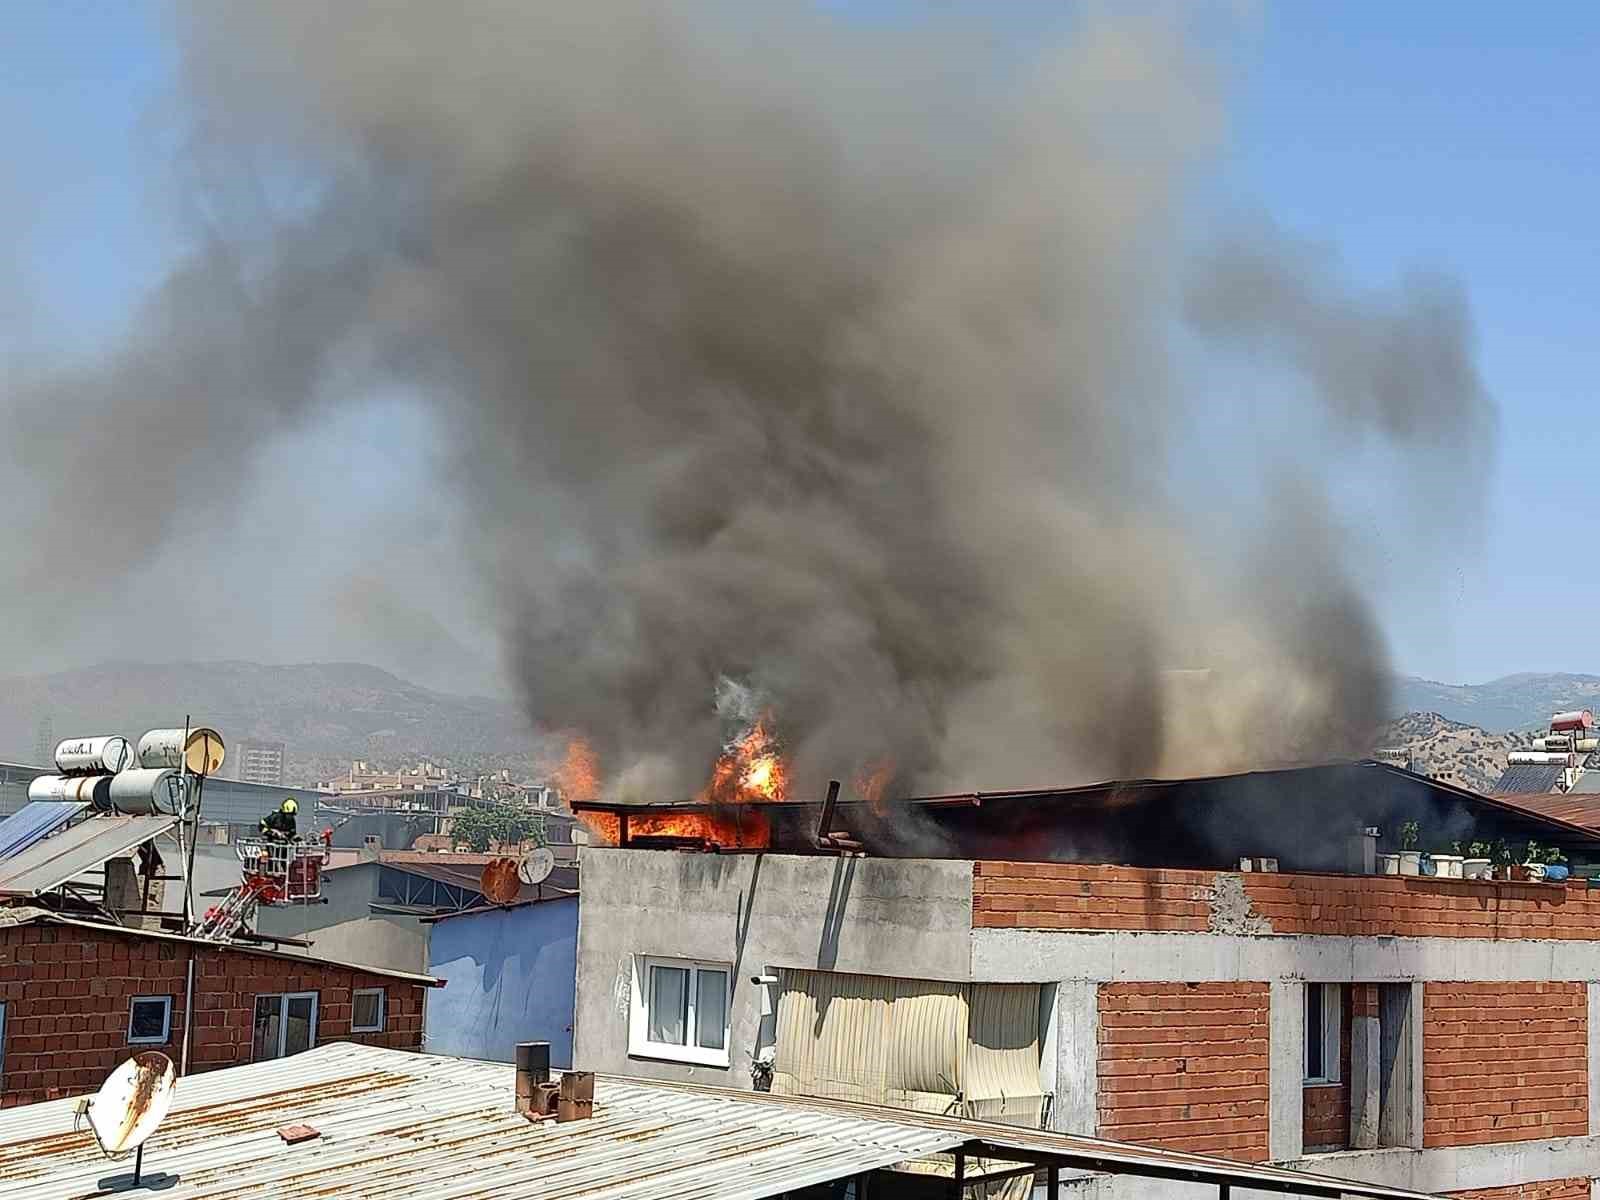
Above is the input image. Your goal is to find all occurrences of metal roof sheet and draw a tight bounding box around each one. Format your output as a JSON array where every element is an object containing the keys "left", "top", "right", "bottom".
[
  {"left": 0, "top": 908, "right": 441, "bottom": 987},
  {"left": 0, "top": 800, "right": 86, "bottom": 860},
  {"left": 0, "top": 814, "right": 176, "bottom": 897},
  {"left": 0, "top": 1044, "right": 1437, "bottom": 1199}
]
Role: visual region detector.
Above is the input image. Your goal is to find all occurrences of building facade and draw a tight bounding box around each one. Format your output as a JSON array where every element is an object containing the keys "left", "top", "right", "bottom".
[
  {"left": 424, "top": 894, "right": 579, "bottom": 1066},
  {"left": 235, "top": 740, "right": 287, "bottom": 787},
  {"left": 0, "top": 909, "right": 434, "bottom": 1107},
  {"left": 574, "top": 846, "right": 1600, "bottom": 1198}
]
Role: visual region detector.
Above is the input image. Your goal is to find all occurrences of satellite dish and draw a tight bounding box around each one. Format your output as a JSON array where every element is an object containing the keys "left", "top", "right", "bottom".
[
  {"left": 518, "top": 846, "right": 556, "bottom": 886},
  {"left": 79, "top": 1052, "right": 176, "bottom": 1160},
  {"left": 479, "top": 857, "right": 521, "bottom": 905}
]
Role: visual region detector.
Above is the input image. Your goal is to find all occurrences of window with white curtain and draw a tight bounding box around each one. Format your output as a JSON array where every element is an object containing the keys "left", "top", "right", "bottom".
[{"left": 628, "top": 956, "right": 731, "bottom": 1066}]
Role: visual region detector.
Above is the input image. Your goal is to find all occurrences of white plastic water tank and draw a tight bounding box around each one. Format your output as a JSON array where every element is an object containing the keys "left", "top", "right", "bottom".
[
  {"left": 53, "top": 736, "right": 132, "bottom": 776},
  {"left": 136, "top": 728, "right": 225, "bottom": 775}
]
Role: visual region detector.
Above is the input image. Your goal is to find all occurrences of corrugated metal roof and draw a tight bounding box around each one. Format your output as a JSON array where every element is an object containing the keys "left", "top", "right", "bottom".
[
  {"left": 0, "top": 800, "right": 86, "bottom": 859},
  {"left": 0, "top": 908, "right": 441, "bottom": 987},
  {"left": 0, "top": 1044, "right": 1437, "bottom": 1199},
  {"left": 1490, "top": 791, "right": 1600, "bottom": 830},
  {"left": 0, "top": 814, "right": 176, "bottom": 897}
]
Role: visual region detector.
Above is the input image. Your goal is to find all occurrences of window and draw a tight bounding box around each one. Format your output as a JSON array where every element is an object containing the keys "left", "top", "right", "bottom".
[
  {"left": 352, "top": 988, "right": 386, "bottom": 1033},
  {"left": 1304, "top": 982, "right": 1341, "bottom": 1084},
  {"left": 253, "top": 992, "right": 318, "bottom": 1061},
  {"left": 127, "top": 996, "right": 173, "bottom": 1045},
  {"left": 628, "top": 957, "right": 731, "bottom": 1066}
]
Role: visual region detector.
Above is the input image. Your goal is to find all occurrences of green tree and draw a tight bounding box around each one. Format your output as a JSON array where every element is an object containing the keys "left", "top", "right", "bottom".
[{"left": 451, "top": 802, "right": 546, "bottom": 852}]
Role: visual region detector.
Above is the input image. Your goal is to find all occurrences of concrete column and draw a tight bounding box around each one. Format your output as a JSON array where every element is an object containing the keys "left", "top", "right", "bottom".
[
  {"left": 1588, "top": 982, "right": 1600, "bottom": 1136},
  {"left": 103, "top": 857, "right": 140, "bottom": 915},
  {"left": 1349, "top": 985, "right": 1380, "bottom": 1150},
  {"left": 1268, "top": 980, "right": 1303, "bottom": 1162},
  {"left": 1409, "top": 980, "right": 1426, "bottom": 1151},
  {"left": 1051, "top": 981, "right": 1099, "bottom": 1135}
]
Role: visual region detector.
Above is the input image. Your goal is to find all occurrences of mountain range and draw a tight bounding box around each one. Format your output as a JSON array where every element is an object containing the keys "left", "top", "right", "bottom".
[
  {"left": 1392, "top": 673, "right": 1600, "bottom": 733},
  {"left": 0, "top": 661, "right": 549, "bottom": 785}
]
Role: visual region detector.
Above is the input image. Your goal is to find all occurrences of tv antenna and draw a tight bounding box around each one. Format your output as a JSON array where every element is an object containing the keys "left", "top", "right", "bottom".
[{"left": 75, "top": 1052, "right": 177, "bottom": 1189}]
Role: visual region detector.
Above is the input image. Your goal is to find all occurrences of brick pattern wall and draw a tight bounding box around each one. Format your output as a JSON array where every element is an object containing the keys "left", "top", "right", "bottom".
[
  {"left": 1301, "top": 983, "right": 1353, "bottom": 1152},
  {"left": 1097, "top": 982, "right": 1271, "bottom": 1161},
  {"left": 1448, "top": 1181, "right": 1592, "bottom": 1200},
  {"left": 1422, "top": 983, "right": 1587, "bottom": 1147},
  {"left": 973, "top": 860, "right": 1600, "bottom": 939},
  {"left": 972, "top": 862, "right": 1215, "bottom": 931},
  {"left": 0, "top": 922, "right": 428, "bottom": 1107}
]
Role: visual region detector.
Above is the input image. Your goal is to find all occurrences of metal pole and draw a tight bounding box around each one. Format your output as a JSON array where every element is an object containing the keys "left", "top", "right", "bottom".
[
  {"left": 1218, "top": 1185, "right": 1229, "bottom": 1200},
  {"left": 1047, "top": 1164, "right": 1060, "bottom": 1199},
  {"left": 178, "top": 716, "right": 194, "bottom": 929},
  {"left": 132, "top": 1143, "right": 144, "bottom": 1186},
  {"left": 950, "top": 1149, "right": 965, "bottom": 1198}
]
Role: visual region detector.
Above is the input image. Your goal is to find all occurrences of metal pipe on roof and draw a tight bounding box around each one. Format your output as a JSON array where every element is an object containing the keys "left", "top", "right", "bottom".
[{"left": 180, "top": 952, "right": 195, "bottom": 1077}]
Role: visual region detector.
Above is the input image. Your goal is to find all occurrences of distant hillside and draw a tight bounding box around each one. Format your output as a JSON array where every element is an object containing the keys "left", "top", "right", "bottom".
[
  {"left": 1375, "top": 712, "right": 1534, "bottom": 793},
  {"left": 0, "top": 661, "right": 551, "bottom": 784},
  {"left": 1394, "top": 673, "right": 1600, "bottom": 733}
]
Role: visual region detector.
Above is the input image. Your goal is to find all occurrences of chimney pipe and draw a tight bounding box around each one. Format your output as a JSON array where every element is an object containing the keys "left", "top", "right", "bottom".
[{"left": 515, "top": 1041, "right": 550, "bottom": 1115}]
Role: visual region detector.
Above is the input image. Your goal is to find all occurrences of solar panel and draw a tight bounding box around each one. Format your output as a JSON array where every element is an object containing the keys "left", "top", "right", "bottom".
[{"left": 0, "top": 800, "right": 87, "bottom": 860}]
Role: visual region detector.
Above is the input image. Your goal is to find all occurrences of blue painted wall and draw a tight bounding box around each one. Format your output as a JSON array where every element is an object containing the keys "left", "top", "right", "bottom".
[{"left": 424, "top": 897, "right": 578, "bottom": 1066}]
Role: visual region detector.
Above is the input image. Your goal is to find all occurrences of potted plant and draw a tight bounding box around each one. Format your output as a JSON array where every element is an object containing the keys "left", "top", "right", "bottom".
[
  {"left": 1462, "top": 841, "right": 1493, "bottom": 880},
  {"left": 1398, "top": 821, "right": 1422, "bottom": 876},
  {"left": 1493, "top": 839, "right": 1516, "bottom": 880},
  {"left": 1543, "top": 845, "right": 1570, "bottom": 884},
  {"left": 1433, "top": 841, "right": 1464, "bottom": 880},
  {"left": 1512, "top": 841, "right": 1541, "bottom": 882}
]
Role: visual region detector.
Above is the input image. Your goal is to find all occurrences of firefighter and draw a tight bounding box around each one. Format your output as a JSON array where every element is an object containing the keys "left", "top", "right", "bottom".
[{"left": 259, "top": 797, "right": 299, "bottom": 843}]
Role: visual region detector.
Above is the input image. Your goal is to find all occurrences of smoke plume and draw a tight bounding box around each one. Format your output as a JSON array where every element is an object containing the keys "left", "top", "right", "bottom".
[{"left": 0, "top": 3, "right": 1493, "bottom": 800}]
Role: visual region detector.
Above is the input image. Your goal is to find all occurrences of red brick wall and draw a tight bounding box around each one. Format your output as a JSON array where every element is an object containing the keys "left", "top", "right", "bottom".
[
  {"left": 973, "top": 860, "right": 1600, "bottom": 939},
  {"left": 1449, "top": 1181, "right": 1592, "bottom": 1200},
  {"left": 1097, "top": 982, "right": 1271, "bottom": 1161},
  {"left": 973, "top": 862, "right": 1215, "bottom": 931},
  {"left": 1422, "top": 983, "right": 1587, "bottom": 1147},
  {"left": 1302, "top": 984, "right": 1354, "bottom": 1152},
  {"left": 0, "top": 922, "right": 429, "bottom": 1107}
]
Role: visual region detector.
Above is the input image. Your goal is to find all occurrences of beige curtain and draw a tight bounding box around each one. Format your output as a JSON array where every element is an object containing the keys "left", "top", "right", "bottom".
[{"left": 771, "top": 969, "right": 1046, "bottom": 1125}]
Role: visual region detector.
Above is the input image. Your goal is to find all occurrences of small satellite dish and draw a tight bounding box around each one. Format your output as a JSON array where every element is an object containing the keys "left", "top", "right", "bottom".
[
  {"left": 479, "top": 857, "right": 521, "bottom": 905},
  {"left": 78, "top": 1052, "right": 176, "bottom": 1170},
  {"left": 518, "top": 846, "right": 556, "bottom": 886}
]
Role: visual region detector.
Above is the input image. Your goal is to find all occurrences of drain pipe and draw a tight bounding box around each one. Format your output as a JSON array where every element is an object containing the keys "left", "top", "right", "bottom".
[{"left": 180, "top": 952, "right": 196, "bottom": 1076}]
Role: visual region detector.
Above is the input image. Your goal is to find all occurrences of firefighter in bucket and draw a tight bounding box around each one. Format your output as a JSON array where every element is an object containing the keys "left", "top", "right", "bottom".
[{"left": 259, "top": 797, "right": 298, "bottom": 843}]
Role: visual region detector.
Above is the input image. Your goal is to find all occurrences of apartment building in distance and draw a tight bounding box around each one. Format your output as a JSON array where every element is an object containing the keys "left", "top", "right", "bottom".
[
  {"left": 572, "top": 762, "right": 1600, "bottom": 1199},
  {"left": 234, "top": 739, "right": 287, "bottom": 786}
]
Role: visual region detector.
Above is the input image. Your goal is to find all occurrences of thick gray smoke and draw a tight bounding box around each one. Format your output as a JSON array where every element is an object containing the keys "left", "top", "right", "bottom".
[{"left": 0, "top": 3, "right": 1492, "bottom": 800}]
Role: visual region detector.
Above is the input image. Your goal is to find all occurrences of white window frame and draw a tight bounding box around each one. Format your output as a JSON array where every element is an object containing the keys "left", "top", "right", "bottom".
[
  {"left": 127, "top": 995, "right": 173, "bottom": 1045},
  {"left": 628, "top": 955, "right": 732, "bottom": 1067},
  {"left": 1304, "top": 982, "right": 1342, "bottom": 1085},
  {"left": 351, "top": 988, "right": 386, "bottom": 1033},
  {"left": 253, "top": 991, "right": 320, "bottom": 1061}
]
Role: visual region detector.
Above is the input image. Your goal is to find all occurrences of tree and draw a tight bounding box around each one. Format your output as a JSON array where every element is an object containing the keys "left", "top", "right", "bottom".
[{"left": 451, "top": 802, "right": 546, "bottom": 852}]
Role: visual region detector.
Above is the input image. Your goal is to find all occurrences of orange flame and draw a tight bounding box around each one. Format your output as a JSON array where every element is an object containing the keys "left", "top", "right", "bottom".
[
  {"left": 700, "top": 713, "right": 788, "bottom": 804},
  {"left": 555, "top": 736, "right": 601, "bottom": 801},
  {"left": 852, "top": 758, "right": 894, "bottom": 810},
  {"left": 576, "top": 807, "right": 770, "bottom": 850}
]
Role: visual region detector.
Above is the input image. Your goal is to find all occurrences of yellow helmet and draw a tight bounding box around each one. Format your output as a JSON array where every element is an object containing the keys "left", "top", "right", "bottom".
[{"left": 281, "top": 798, "right": 298, "bottom": 815}]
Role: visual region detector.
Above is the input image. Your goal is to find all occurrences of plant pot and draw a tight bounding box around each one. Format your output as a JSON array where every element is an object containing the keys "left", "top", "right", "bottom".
[
  {"left": 1399, "top": 851, "right": 1422, "bottom": 876},
  {"left": 1462, "top": 858, "right": 1491, "bottom": 880},
  {"left": 1510, "top": 864, "right": 1532, "bottom": 882},
  {"left": 1378, "top": 854, "right": 1400, "bottom": 875},
  {"left": 1432, "top": 854, "right": 1464, "bottom": 879}
]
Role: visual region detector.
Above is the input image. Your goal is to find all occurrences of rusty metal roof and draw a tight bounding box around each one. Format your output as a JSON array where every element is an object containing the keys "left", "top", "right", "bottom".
[{"left": 0, "top": 1043, "right": 1439, "bottom": 1199}]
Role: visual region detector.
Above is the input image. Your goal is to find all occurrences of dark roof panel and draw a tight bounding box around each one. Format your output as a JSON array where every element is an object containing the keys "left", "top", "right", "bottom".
[{"left": 1491, "top": 764, "right": 1563, "bottom": 795}]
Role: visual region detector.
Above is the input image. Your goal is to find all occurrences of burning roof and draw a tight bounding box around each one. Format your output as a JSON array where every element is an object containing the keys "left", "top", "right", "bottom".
[{"left": 574, "top": 761, "right": 1600, "bottom": 872}]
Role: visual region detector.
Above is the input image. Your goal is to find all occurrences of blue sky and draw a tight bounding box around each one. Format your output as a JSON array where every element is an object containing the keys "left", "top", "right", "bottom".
[{"left": 4, "top": 3, "right": 1597, "bottom": 687}]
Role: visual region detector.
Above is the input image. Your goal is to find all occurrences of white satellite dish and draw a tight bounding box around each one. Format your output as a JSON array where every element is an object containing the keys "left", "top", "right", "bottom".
[
  {"left": 517, "top": 846, "right": 556, "bottom": 886},
  {"left": 76, "top": 1052, "right": 176, "bottom": 1183}
]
